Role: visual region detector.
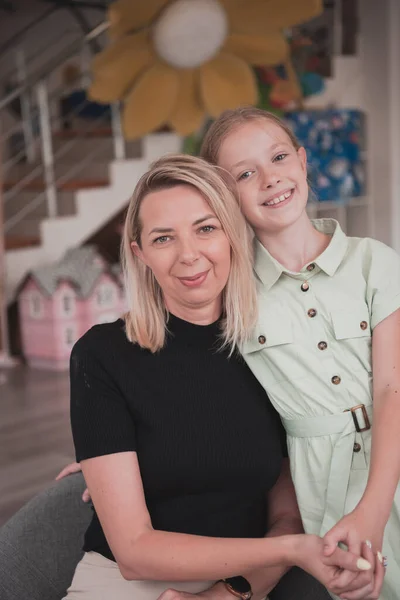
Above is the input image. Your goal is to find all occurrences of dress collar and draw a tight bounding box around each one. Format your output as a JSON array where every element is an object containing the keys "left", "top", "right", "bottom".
[{"left": 254, "top": 218, "right": 349, "bottom": 291}]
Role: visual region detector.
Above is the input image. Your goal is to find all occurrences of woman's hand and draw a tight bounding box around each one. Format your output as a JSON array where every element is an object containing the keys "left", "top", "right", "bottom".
[
  {"left": 289, "top": 534, "right": 375, "bottom": 598},
  {"left": 157, "top": 582, "right": 229, "bottom": 600},
  {"left": 55, "top": 461, "right": 91, "bottom": 502}
]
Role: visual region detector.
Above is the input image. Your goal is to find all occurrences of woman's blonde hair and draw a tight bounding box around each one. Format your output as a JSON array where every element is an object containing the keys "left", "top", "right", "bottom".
[
  {"left": 200, "top": 106, "right": 300, "bottom": 165},
  {"left": 121, "top": 154, "right": 257, "bottom": 353}
]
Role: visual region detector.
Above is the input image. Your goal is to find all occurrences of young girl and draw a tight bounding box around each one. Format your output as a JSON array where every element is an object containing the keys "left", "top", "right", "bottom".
[{"left": 201, "top": 107, "right": 400, "bottom": 600}]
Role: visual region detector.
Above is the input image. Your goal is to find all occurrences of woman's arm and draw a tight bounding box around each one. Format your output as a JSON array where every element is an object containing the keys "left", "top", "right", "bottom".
[
  {"left": 81, "top": 451, "right": 368, "bottom": 586},
  {"left": 324, "top": 308, "right": 400, "bottom": 558}
]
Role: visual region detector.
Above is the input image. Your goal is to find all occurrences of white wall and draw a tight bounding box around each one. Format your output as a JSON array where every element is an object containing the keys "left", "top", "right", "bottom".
[
  {"left": 388, "top": 0, "right": 400, "bottom": 253},
  {"left": 359, "top": 0, "right": 399, "bottom": 249}
]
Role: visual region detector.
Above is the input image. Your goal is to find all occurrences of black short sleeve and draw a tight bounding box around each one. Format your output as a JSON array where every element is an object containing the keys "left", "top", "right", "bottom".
[
  {"left": 279, "top": 421, "right": 288, "bottom": 458},
  {"left": 272, "top": 404, "right": 288, "bottom": 458},
  {"left": 70, "top": 329, "right": 136, "bottom": 462}
]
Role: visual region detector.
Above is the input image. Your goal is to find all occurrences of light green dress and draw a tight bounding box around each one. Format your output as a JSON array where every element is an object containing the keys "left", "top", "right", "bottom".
[{"left": 242, "top": 219, "right": 400, "bottom": 600}]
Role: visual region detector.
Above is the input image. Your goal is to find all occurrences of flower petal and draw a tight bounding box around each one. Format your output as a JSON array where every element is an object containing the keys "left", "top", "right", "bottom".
[
  {"left": 200, "top": 53, "right": 258, "bottom": 118},
  {"left": 123, "top": 62, "right": 179, "bottom": 139},
  {"left": 220, "top": 0, "right": 322, "bottom": 35},
  {"left": 223, "top": 32, "right": 288, "bottom": 66},
  {"left": 108, "top": 0, "right": 168, "bottom": 38},
  {"left": 168, "top": 70, "right": 205, "bottom": 135},
  {"left": 89, "top": 32, "right": 154, "bottom": 103}
]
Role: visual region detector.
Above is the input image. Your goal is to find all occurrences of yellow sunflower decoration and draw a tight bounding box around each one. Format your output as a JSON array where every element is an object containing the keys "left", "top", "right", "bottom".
[{"left": 90, "top": 0, "right": 322, "bottom": 139}]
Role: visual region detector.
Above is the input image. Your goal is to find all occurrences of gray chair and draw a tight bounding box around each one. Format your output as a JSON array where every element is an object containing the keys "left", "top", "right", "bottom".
[
  {"left": 0, "top": 473, "right": 92, "bottom": 600},
  {"left": 0, "top": 474, "right": 331, "bottom": 600}
]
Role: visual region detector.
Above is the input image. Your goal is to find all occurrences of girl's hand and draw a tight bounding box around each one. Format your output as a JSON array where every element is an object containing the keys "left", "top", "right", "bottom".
[
  {"left": 289, "top": 534, "right": 374, "bottom": 597},
  {"left": 335, "top": 541, "right": 385, "bottom": 600},
  {"left": 323, "top": 509, "right": 384, "bottom": 558},
  {"left": 55, "top": 461, "right": 91, "bottom": 502},
  {"left": 55, "top": 461, "right": 82, "bottom": 480},
  {"left": 322, "top": 509, "right": 386, "bottom": 598}
]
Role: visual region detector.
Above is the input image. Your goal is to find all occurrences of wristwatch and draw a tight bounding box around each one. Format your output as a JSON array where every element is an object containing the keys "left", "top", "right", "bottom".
[{"left": 221, "top": 576, "right": 253, "bottom": 599}]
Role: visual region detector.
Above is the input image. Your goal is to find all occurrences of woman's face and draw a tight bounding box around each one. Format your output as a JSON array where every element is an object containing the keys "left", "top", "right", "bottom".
[
  {"left": 131, "top": 184, "right": 231, "bottom": 317},
  {"left": 217, "top": 120, "right": 308, "bottom": 237}
]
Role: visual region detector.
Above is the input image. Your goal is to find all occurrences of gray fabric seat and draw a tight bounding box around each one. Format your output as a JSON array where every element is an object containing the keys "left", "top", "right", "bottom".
[
  {"left": 0, "top": 473, "right": 92, "bottom": 600},
  {"left": 0, "top": 473, "right": 331, "bottom": 600}
]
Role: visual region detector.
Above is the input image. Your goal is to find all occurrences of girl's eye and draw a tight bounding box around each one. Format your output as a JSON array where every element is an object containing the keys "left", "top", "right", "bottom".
[
  {"left": 199, "top": 225, "right": 215, "bottom": 234},
  {"left": 274, "top": 153, "right": 287, "bottom": 162},
  {"left": 154, "top": 235, "right": 171, "bottom": 244},
  {"left": 238, "top": 170, "right": 253, "bottom": 181}
]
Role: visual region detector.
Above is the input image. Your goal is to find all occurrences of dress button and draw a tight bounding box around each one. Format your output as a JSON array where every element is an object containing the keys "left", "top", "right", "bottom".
[
  {"left": 353, "top": 442, "right": 361, "bottom": 453},
  {"left": 258, "top": 335, "right": 266, "bottom": 345},
  {"left": 301, "top": 282, "right": 309, "bottom": 292},
  {"left": 331, "top": 375, "right": 341, "bottom": 385},
  {"left": 318, "top": 341, "right": 328, "bottom": 350},
  {"left": 307, "top": 263, "right": 316, "bottom": 272},
  {"left": 360, "top": 321, "right": 368, "bottom": 330},
  {"left": 308, "top": 308, "right": 317, "bottom": 318}
]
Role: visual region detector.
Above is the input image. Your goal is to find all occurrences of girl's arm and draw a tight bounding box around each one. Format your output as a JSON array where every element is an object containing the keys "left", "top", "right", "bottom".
[
  {"left": 324, "top": 308, "right": 400, "bottom": 561},
  {"left": 359, "top": 308, "right": 400, "bottom": 519}
]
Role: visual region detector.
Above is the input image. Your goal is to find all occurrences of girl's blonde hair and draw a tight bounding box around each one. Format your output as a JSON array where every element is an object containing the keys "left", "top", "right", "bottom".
[
  {"left": 121, "top": 154, "right": 257, "bottom": 353},
  {"left": 200, "top": 106, "right": 300, "bottom": 165}
]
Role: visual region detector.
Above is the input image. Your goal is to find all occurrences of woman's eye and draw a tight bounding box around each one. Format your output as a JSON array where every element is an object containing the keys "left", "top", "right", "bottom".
[
  {"left": 199, "top": 225, "right": 215, "bottom": 234},
  {"left": 154, "top": 235, "right": 171, "bottom": 244},
  {"left": 238, "top": 171, "right": 253, "bottom": 181},
  {"left": 274, "top": 153, "right": 287, "bottom": 162}
]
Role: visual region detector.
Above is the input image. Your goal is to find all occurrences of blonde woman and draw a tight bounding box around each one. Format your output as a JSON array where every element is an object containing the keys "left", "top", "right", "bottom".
[{"left": 61, "top": 155, "right": 371, "bottom": 600}]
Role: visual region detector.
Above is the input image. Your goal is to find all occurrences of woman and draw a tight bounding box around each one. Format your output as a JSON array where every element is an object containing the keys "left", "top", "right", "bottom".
[
  {"left": 200, "top": 106, "right": 399, "bottom": 600},
  {"left": 61, "top": 155, "right": 372, "bottom": 600}
]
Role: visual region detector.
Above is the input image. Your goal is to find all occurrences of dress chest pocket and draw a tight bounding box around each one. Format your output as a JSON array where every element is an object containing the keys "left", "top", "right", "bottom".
[
  {"left": 331, "top": 308, "right": 371, "bottom": 340},
  {"left": 243, "top": 317, "right": 293, "bottom": 354},
  {"left": 331, "top": 307, "right": 372, "bottom": 371},
  {"left": 242, "top": 314, "right": 307, "bottom": 384}
]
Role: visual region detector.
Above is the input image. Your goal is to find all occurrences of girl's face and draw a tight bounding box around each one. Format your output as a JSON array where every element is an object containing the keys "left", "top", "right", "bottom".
[{"left": 217, "top": 120, "right": 308, "bottom": 237}]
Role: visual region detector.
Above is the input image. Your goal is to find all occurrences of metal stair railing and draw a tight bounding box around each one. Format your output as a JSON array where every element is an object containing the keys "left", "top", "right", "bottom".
[{"left": 0, "top": 19, "right": 131, "bottom": 237}]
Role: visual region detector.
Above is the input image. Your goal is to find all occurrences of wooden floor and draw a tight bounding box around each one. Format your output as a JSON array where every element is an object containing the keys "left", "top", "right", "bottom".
[{"left": 0, "top": 365, "right": 74, "bottom": 526}]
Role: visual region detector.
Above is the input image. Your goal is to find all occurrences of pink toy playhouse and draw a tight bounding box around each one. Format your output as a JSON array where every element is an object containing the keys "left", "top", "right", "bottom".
[{"left": 17, "top": 245, "right": 126, "bottom": 370}]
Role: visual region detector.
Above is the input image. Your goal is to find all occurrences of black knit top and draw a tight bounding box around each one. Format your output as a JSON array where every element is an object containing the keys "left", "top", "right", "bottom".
[{"left": 70, "top": 315, "right": 287, "bottom": 561}]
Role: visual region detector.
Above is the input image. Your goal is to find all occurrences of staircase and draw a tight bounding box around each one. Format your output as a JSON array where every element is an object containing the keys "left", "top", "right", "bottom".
[
  {"left": 4, "top": 130, "right": 181, "bottom": 301},
  {"left": 1, "top": 19, "right": 182, "bottom": 303}
]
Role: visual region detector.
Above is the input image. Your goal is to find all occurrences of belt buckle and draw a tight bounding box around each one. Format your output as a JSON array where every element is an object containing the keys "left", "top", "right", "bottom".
[{"left": 345, "top": 404, "right": 371, "bottom": 433}]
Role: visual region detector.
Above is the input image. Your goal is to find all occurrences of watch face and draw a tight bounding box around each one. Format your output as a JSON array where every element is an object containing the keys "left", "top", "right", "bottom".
[{"left": 225, "top": 576, "right": 252, "bottom": 594}]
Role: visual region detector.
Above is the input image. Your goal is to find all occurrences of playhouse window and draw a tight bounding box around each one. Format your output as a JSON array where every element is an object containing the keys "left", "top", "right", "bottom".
[
  {"left": 30, "top": 293, "right": 43, "bottom": 318},
  {"left": 62, "top": 295, "right": 74, "bottom": 315},
  {"left": 65, "top": 328, "right": 75, "bottom": 346},
  {"left": 96, "top": 284, "right": 113, "bottom": 306}
]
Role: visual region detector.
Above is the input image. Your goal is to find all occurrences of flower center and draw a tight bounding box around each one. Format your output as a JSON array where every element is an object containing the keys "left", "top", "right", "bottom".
[{"left": 153, "top": 0, "right": 228, "bottom": 69}]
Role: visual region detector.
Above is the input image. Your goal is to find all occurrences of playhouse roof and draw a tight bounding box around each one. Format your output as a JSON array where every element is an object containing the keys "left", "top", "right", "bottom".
[{"left": 21, "top": 245, "right": 120, "bottom": 298}]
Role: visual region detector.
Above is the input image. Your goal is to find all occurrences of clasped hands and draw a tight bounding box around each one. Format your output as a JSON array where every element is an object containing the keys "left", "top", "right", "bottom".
[
  {"left": 56, "top": 464, "right": 385, "bottom": 599},
  {"left": 156, "top": 536, "right": 383, "bottom": 600}
]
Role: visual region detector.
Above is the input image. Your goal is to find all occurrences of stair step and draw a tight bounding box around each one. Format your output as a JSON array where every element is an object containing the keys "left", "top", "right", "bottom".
[
  {"left": 4, "top": 190, "right": 76, "bottom": 221},
  {"left": 5, "top": 235, "right": 41, "bottom": 251},
  {"left": 53, "top": 127, "right": 114, "bottom": 139},
  {"left": 5, "top": 216, "right": 43, "bottom": 239},
  {"left": 3, "top": 178, "right": 109, "bottom": 192},
  {"left": 4, "top": 161, "right": 113, "bottom": 182}
]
